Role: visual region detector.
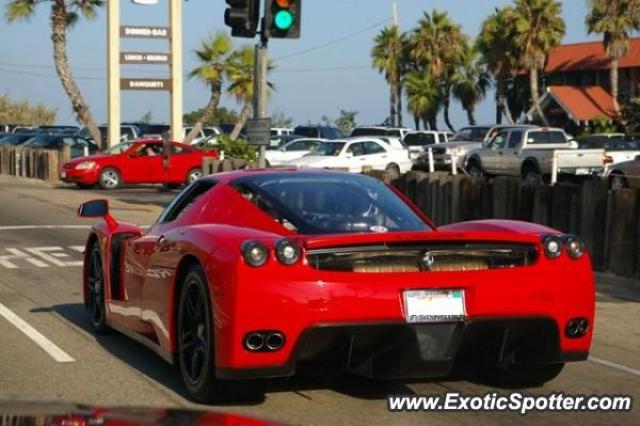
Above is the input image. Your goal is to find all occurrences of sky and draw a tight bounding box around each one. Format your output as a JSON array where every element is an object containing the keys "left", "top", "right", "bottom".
[{"left": 0, "top": 0, "right": 601, "bottom": 129}]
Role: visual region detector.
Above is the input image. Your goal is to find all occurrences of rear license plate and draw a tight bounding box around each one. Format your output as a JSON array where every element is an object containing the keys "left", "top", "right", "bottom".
[
  {"left": 575, "top": 168, "right": 590, "bottom": 175},
  {"left": 60, "top": 171, "right": 66, "bottom": 179},
  {"left": 403, "top": 289, "right": 465, "bottom": 323}
]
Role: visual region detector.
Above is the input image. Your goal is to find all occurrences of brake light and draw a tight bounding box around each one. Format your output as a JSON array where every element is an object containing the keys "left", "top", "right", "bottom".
[{"left": 603, "top": 155, "right": 614, "bottom": 165}]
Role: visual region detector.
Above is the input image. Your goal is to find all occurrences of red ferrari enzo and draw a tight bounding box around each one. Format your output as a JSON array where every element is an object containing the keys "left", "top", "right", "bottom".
[{"left": 78, "top": 170, "right": 594, "bottom": 403}]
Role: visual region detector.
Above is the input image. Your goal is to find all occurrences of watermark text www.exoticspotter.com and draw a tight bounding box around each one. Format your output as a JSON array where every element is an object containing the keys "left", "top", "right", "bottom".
[{"left": 388, "top": 392, "right": 633, "bottom": 415}]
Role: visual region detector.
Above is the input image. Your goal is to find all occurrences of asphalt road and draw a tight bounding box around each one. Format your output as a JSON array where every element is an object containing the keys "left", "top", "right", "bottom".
[{"left": 0, "top": 176, "right": 638, "bottom": 425}]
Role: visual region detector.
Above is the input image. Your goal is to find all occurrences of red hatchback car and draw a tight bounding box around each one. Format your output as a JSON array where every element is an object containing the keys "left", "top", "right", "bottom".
[
  {"left": 62, "top": 139, "right": 217, "bottom": 189},
  {"left": 77, "top": 170, "right": 595, "bottom": 403}
]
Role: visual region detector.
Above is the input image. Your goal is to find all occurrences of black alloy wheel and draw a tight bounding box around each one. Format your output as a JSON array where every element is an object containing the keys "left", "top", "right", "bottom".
[{"left": 86, "top": 243, "right": 109, "bottom": 333}]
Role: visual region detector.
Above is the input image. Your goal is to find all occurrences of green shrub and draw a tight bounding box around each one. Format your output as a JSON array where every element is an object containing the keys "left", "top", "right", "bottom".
[{"left": 217, "top": 135, "right": 258, "bottom": 162}]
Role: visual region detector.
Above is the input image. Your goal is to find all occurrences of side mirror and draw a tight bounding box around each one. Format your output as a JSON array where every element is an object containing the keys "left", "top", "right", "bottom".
[
  {"left": 78, "top": 199, "right": 109, "bottom": 218},
  {"left": 568, "top": 140, "right": 579, "bottom": 149}
]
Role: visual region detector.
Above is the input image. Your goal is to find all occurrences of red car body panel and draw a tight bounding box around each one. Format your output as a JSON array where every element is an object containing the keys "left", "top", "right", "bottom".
[
  {"left": 81, "top": 169, "right": 595, "bottom": 380},
  {"left": 63, "top": 139, "right": 217, "bottom": 186}
]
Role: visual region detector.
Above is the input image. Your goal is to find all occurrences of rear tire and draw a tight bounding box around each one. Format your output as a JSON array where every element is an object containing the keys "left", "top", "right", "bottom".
[
  {"left": 86, "top": 242, "right": 110, "bottom": 334},
  {"left": 186, "top": 168, "right": 203, "bottom": 185},
  {"left": 466, "top": 161, "right": 484, "bottom": 178},
  {"left": 177, "top": 265, "right": 264, "bottom": 403},
  {"left": 523, "top": 169, "right": 544, "bottom": 186},
  {"left": 609, "top": 173, "right": 628, "bottom": 190},
  {"left": 99, "top": 168, "right": 121, "bottom": 190}
]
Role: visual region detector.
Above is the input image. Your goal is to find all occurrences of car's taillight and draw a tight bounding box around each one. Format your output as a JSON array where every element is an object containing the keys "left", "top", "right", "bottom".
[
  {"left": 541, "top": 235, "right": 562, "bottom": 259},
  {"left": 241, "top": 240, "right": 269, "bottom": 267},
  {"left": 275, "top": 239, "right": 302, "bottom": 265},
  {"left": 603, "top": 154, "right": 614, "bottom": 165}
]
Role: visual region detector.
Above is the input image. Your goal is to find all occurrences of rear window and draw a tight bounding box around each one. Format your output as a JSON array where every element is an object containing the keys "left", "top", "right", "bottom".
[
  {"left": 350, "top": 128, "right": 387, "bottom": 137},
  {"left": 231, "top": 173, "right": 430, "bottom": 234},
  {"left": 293, "top": 127, "right": 319, "bottom": 138},
  {"left": 404, "top": 133, "right": 437, "bottom": 146},
  {"left": 528, "top": 131, "right": 566, "bottom": 144}
]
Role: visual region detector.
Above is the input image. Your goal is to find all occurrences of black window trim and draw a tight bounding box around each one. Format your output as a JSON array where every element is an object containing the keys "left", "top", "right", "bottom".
[{"left": 157, "top": 179, "right": 217, "bottom": 224}]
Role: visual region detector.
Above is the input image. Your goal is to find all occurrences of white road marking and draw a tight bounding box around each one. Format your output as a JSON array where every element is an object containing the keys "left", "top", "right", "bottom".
[
  {"left": 26, "top": 247, "right": 83, "bottom": 267},
  {"left": 0, "top": 249, "right": 49, "bottom": 268},
  {"left": 589, "top": 356, "right": 640, "bottom": 377},
  {"left": 0, "top": 225, "right": 91, "bottom": 231},
  {"left": 0, "top": 302, "right": 75, "bottom": 363},
  {"left": 0, "top": 246, "right": 84, "bottom": 269},
  {"left": 0, "top": 225, "right": 151, "bottom": 231}
]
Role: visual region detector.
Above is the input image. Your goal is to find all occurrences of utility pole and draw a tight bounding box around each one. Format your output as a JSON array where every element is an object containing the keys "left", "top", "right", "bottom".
[
  {"left": 392, "top": 0, "right": 398, "bottom": 27},
  {"left": 254, "top": 26, "right": 269, "bottom": 168},
  {"left": 107, "top": 0, "right": 121, "bottom": 148},
  {"left": 169, "top": 0, "right": 183, "bottom": 141}
]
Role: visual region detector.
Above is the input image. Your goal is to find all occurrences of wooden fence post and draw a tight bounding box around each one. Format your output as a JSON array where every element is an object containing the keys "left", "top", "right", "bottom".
[{"left": 608, "top": 189, "right": 638, "bottom": 277}]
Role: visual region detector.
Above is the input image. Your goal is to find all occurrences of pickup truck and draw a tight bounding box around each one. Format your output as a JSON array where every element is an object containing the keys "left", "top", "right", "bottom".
[
  {"left": 464, "top": 127, "right": 605, "bottom": 184},
  {"left": 413, "top": 125, "right": 537, "bottom": 172}
]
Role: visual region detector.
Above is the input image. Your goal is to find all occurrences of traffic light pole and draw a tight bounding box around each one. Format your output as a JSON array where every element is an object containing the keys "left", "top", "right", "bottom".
[{"left": 254, "top": 28, "right": 269, "bottom": 168}]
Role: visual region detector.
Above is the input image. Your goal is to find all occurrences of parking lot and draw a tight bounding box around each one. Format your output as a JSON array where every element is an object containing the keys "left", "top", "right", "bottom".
[{"left": 0, "top": 176, "right": 637, "bottom": 425}]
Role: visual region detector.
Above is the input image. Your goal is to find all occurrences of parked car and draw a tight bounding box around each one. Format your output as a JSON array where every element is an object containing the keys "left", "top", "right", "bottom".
[
  {"left": 265, "top": 138, "right": 325, "bottom": 166},
  {"left": 293, "top": 125, "right": 344, "bottom": 140},
  {"left": 76, "top": 169, "right": 594, "bottom": 402},
  {"left": 22, "top": 134, "right": 99, "bottom": 158},
  {"left": 38, "top": 125, "right": 79, "bottom": 134},
  {"left": 350, "top": 126, "right": 413, "bottom": 139},
  {"left": 79, "top": 125, "right": 142, "bottom": 145},
  {"left": 0, "top": 132, "right": 40, "bottom": 146},
  {"left": 464, "top": 127, "right": 605, "bottom": 183},
  {"left": 183, "top": 126, "right": 222, "bottom": 145},
  {"left": 403, "top": 130, "right": 451, "bottom": 159},
  {"left": 288, "top": 137, "right": 412, "bottom": 178},
  {"left": 606, "top": 156, "right": 640, "bottom": 190},
  {"left": 415, "top": 125, "right": 538, "bottom": 172},
  {"left": 271, "top": 127, "right": 294, "bottom": 137},
  {"left": 61, "top": 139, "right": 217, "bottom": 189},
  {"left": 0, "top": 124, "right": 19, "bottom": 133},
  {"left": 578, "top": 138, "right": 640, "bottom": 166}
]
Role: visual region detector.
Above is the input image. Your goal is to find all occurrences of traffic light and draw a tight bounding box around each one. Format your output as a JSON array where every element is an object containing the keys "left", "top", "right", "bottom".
[
  {"left": 264, "top": 0, "right": 302, "bottom": 39},
  {"left": 224, "top": 0, "right": 260, "bottom": 38}
]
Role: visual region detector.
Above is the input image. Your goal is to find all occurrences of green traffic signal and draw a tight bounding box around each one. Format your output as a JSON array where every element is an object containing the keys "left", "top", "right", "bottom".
[{"left": 274, "top": 10, "right": 294, "bottom": 30}]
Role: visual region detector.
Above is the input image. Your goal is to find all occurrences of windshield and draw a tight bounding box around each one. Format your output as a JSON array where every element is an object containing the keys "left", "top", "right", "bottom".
[
  {"left": 232, "top": 173, "right": 430, "bottom": 234},
  {"left": 452, "top": 127, "right": 491, "bottom": 142},
  {"left": 293, "top": 127, "right": 318, "bottom": 138},
  {"left": 0, "top": 133, "right": 36, "bottom": 145},
  {"left": 309, "top": 141, "right": 345, "bottom": 156}
]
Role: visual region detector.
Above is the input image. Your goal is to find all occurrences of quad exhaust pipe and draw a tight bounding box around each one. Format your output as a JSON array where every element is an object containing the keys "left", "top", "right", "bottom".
[
  {"left": 244, "top": 331, "right": 285, "bottom": 351},
  {"left": 566, "top": 318, "right": 589, "bottom": 338}
]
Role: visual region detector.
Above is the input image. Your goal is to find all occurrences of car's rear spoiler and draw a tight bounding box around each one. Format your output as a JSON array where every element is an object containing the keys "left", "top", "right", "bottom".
[{"left": 301, "top": 231, "right": 540, "bottom": 251}]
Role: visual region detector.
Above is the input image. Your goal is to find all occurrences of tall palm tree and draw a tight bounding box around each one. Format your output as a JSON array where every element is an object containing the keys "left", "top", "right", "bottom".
[
  {"left": 404, "top": 70, "right": 440, "bottom": 131},
  {"left": 226, "top": 46, "right": 274, "bottom": 140},
  {"left": 586, "top": 0, "right": 640, "bottom": 117},
  {"left": 372, "top": 26, "right": 404, "bottom": 127},
  {"left": 411, "top": 10, "right": 468, "bottom": 132},
  {"left": 452, "top": 48, "right": 492, "bottom": 125},
  {"left": 476, "top": 7, "right": 520, "bottom": 125},
  {"left": 512, "top": 0, "right": 566, "bottom": 126},
  {"left": 6, "top": 0, "right": 103, "bottom": 147},
  {"left": 184, "top": 33, "right": 234, "bottom": 144}
]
